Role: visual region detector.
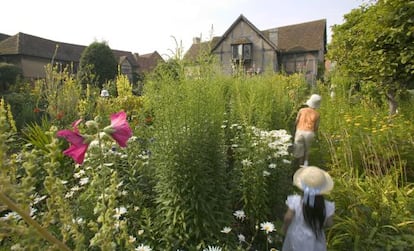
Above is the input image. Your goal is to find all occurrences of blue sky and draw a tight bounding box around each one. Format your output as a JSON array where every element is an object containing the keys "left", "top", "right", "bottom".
[{"left": 1, "top": 0, "right": 364, "bottom": 58}]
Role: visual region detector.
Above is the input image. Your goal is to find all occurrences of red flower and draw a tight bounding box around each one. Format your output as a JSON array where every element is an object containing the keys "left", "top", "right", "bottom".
[
  {"left": 56, "top": 111, "right": 64, "bottom": 120},
  {"left": 107, "top": 111, "right": 133, "bottom": 147},
  {"left": 33, "top": 107, "right": 41, "bottom": 113},
  {"left": 57, "top": 119, "right": 89, "bottom": 164}
]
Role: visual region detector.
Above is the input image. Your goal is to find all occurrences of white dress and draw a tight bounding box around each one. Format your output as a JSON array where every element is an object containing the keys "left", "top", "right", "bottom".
[{"left": 282, "top": 195, "right": 335, "bottom": 251}]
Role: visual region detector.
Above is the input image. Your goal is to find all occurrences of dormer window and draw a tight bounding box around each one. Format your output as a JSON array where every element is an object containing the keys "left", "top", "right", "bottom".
[
  {"left": 232, "top": 43, "right": 252, "bottom": 61},
  {"left": 231, "top": 38, "right": 252, "bottom": 62}
]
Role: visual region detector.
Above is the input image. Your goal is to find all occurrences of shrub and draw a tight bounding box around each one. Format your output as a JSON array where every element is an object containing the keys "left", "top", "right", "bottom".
[
  {"left": 0, "top": 62, "right": 22, "bottom": 92},
  {"left": 77, "top": 41, "right": 118, "bottom": 89}
]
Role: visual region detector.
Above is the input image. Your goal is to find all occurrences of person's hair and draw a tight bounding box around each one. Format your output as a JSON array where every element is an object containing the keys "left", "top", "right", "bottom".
[{"left": 302, "top": 195, "right": 326, "bottom": 239}]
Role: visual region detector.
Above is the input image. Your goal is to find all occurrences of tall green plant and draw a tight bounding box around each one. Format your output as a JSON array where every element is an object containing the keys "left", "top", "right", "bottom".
[
  {"left": 34, "top": 64, "right": 82, "bottom": 126},
  {"left": 226, "top": 73, "right": 305, "bottom": 132},
  {"left": 328, "top": 169, "right": 414, "bottom": 250},
  {"left": 0, "top": 100, "right": 73, "bottom": 250},
  {"left": 146, "top": 71, "right": 231, "bottom": 249}
]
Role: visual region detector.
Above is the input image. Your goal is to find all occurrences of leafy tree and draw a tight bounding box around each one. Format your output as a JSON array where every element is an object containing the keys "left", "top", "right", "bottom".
[
  {"left": 328, "top": 0, "right": 414, "bottom": 114},
  {"left": 77, "top": 42, "right": 118, "bottom": 89},
  {"left": 150, "top": 59, "right": 184, "bottom": 83},
  {"left": 0, "top": 63, "right": 22, "bottom": 92}
]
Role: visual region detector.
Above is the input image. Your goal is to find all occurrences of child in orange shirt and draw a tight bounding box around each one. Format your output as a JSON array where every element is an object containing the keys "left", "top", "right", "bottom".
[{"left": 293, "top": 94, "right": 321, "bottom": 166}]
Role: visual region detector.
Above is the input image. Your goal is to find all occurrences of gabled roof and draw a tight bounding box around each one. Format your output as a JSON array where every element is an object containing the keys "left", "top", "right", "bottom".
[
  {"left": 262, "top": 19, "right": 326, "bottom": 52},
  {"left": 0, "top": 32, "right": 85, "bottom": 62},
  {"left": 0, "top": 32, "right": 145, "bottom": 68},
  {"left": 184, "top": 15, "right": 327, "bottom": 60},
  {"left": 135, "top": 51, "right": 164, "bottom": 73},
  {"left": 113, "top": 49, "right": 139, "bottom": 67},
  {"left": 211, "top": 14, "right": 278, "bottom": 52},
  {"left": 0, "top": 33, "right": 10, "bottom": 43}
]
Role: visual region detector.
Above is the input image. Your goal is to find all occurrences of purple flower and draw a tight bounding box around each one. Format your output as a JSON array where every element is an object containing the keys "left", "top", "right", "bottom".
[
  {"left": 57, "top": 119, "right": 89, "bottom": 164},
  {"left": 107, "top": 111, "right": 133, "bottom": 147}
]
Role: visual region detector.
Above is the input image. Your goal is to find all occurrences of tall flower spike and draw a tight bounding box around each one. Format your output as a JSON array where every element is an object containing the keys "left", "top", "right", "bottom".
[
  {"left": 107, "top": 111, "right": 133, "bottom": 147},
  {"left": 57, "top": 119, "right": 89, "bottom": 164}
]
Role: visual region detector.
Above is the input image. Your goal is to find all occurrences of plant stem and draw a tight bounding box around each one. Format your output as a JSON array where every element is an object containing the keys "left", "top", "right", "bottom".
[{"left": 0, "top": 192, "right": 71, "bottom": 251}]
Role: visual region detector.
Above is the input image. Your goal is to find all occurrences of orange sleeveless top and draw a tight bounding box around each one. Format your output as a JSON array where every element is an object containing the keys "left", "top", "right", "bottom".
[{"left": 296, "top": 107, "right": 320, "bottom": 131}]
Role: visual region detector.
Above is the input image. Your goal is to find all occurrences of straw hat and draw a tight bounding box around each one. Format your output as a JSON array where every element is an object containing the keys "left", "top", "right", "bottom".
[
  {"left": 305, "top": 94, "right": 322, "bottom": 109},
  {"left": 293, "top": 166, "right": 333, "bottom": 195}
]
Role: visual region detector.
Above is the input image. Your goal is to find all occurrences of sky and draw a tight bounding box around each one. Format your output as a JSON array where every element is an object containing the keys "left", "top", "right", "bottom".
[{"left": 1, "top": 0, "right": 365, "bottom": 59}]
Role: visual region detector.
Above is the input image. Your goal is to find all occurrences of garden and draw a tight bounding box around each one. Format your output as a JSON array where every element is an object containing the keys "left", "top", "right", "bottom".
[
  {"left": 1, "top": 0, "right": 414, "bottom": 250},
  {"left": 1, "top": 57, "right": 414, "bottom": 250}
]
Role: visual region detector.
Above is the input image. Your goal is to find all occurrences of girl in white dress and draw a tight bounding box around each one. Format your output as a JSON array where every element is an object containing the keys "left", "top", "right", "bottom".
[{"left": 282, "top": 166, "right": 335, "bottom": 251}]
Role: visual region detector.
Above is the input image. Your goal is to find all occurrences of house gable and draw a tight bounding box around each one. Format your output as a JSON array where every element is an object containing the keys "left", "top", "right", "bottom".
[
  {"left": 211, "top": 14, "right": 277, "bottom": 52},
  {"left": 210, "top": 14, "right": 279, "bottom": 75},
  {"left": 135, "top": 51, "right": 164, "bottom": 74},
  {"left": 184, "top": 15, "right": 327, "bottom": 79}
]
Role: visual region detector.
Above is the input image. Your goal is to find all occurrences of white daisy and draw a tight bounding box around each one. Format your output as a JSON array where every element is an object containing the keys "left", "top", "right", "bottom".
[
  {"left": 238, "top": 233, "right": 246, "bottom": 242},
  {"left": 220, "top": 226, "right": 232, "bottom": 233},
  {"left": 260, "top": 221, "right": 275, "bottom": 234},
  {"left": 233, "top": 210, "right": 246, "bottom": 220},
  {"left": 113, "top": 206, "right": 127, "bottom": 219},
  {"left": 203, "top": 245, "right": 222, "bottom": 251},
  {"left": 241, "top": 159, "right": 252, "bottom": 166},
  {"left": 135, "top": 244, "right": 152, "bottom": 251}
]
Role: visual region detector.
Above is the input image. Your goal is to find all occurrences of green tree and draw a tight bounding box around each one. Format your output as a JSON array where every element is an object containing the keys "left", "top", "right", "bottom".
[
  {"left": 0, "top": 63, "right": 22, "bottom": 92},
  {"left": 77, "top": 41, "right": 118, "bottom": 89},
  {"left": 150, "top": 59, "right": 183, "bottom": 83},
  {"left": 328, "top": 0, "right": 414, "bottom": 114}
]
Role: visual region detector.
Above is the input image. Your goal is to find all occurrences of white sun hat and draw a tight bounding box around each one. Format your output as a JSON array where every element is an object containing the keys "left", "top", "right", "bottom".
[
  {"left": 305, "top": 94, "right": 322, "bottom": 109},
  {"left": 100, "top": 89, "right": 110, "bottom": 97},
  {"left": 293, "top": 165, "right": 333, "bottom": 195}
]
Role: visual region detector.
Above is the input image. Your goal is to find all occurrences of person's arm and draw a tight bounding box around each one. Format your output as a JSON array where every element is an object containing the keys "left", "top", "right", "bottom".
[
  {"left": 295, "top": 110, "right": 301, "bottom": 129},
  {"left": 282, "top": 209, "right": 295, "bottom": 234},
  {"left": 324, "top": 201, "right": 335, "bottom": 228},
  {"left": 324, "top": 215, "right": 334, "bottom": 228}
]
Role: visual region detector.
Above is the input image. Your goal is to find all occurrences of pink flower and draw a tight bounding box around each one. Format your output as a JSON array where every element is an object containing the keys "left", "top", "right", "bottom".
[
  {"left": 57, "top": 119, "right": 89, "bottom": 164},
  {"left": 106, "top": 111, "right": 133, "bottom": 147}
]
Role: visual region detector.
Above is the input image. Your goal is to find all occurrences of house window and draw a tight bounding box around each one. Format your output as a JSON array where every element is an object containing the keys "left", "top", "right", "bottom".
[
  {"left": 232, "top": 44, "right": 241, "bottom": 60},
  {"left": 243, "top": 44, "right": 252, "bottom": 60},
  {"left": 231, "top": 43, "right": 252, "bottom": 61}
]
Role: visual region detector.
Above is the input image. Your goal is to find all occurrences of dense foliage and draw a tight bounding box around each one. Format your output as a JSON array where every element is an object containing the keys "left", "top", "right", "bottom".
[
  {"left": 1, "top": 57, "right": 414, "bottom": 250},
  {"left": 77, "top": 41, "right": 118, "bottom": 88},
  {"left": 0, "top": 62, "right": 22, "bottom": 92},
  {"left": 328, "top": 0, "right": 414, "bottom": 114}
]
